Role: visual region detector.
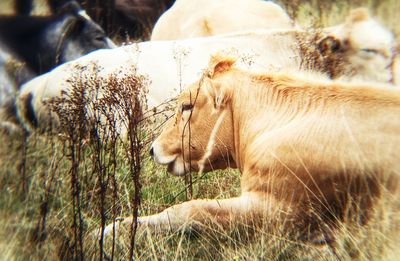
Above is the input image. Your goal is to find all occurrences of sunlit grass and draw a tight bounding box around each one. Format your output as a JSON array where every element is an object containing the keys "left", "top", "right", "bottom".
[{"left": 1, "top": 0, "right": 400, "bottom": 260}]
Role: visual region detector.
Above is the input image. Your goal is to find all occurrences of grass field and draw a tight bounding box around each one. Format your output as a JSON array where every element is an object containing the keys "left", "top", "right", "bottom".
[{"left": 1, "top": 0, "right": 400, "bottom": 260}]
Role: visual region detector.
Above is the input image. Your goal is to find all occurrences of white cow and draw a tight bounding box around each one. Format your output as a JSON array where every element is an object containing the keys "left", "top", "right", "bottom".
[
  {"left": 325, "top": 8, "right": 396, "bottom": 84},
  {"left": 151, "top": 0, "right": 294, "bottom": 40},
  {"left": 16, "top": 9, "right": 396, "bottom": 132}
]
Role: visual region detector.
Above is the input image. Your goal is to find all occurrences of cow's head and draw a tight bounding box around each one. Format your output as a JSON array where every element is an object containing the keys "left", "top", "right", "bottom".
[
  {"left": 48, "top": 1, "right": 116, "bottom": 66},
  {"left": 150, "top": 57, "right": 237, "bottom": 176},
  {"left": 318, "top": 8, "right": 395, "bottom": 82}
]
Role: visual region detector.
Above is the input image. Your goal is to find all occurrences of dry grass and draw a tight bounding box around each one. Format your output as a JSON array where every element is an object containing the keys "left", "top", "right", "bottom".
[
  {"left": 1, "top": 0, "right": 400, "bottom": 260},
  {"left": 278, "top": 0, "right": 400, "bottom": 37}
]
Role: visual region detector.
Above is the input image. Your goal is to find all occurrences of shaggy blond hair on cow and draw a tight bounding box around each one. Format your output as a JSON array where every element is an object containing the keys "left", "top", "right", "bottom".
[{"left": 101, "top": 56, "right": 400, "bottom": 245}]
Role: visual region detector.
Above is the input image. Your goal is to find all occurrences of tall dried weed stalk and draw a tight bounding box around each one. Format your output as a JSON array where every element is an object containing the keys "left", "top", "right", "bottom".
[{"left": 47, "top": 64, "right": 149, "bottom": 260}]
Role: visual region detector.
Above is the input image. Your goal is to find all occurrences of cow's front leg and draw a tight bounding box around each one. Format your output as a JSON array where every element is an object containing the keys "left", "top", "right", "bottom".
[{"left": 100, "top": 192, "right": 265, "bottom": 237}]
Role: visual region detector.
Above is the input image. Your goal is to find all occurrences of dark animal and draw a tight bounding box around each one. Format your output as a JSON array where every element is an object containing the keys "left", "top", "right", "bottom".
[
  {"left": 14, "top": 0, "right": 33, "bottom": 16},
  {"left": 0, "top": 0, "right": 114, "bottom": 76},
  {"left": 50, "top": 0, "right": 175, "bottom": 40},
  {"left": 0, "top": 0, "right": 114, "bottom": 132},
  {"left": 112, "top": 0, "right": 175, "bottom": 39}
]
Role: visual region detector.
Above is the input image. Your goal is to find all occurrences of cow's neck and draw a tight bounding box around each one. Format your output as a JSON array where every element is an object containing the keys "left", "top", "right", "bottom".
[
  {"left": 229, "top": 77, "right": 270, "bottom": 171},
  {"left": 0, "top": 16, "right": 56, "bottom": 74},
  {"left": 229, "top": 73, "right": 313, "bottom": 173}
]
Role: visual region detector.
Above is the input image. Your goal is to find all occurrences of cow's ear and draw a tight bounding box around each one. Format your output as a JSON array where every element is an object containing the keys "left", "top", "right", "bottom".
[
  {"left": 318, "top": 36, "right": 342, "bottom": 55},
  {"left": 346, "top": 8, "right": 370, "bottom": 24},
  {"left": 204, "top": 79, "right": 232, "bottom": 111},
  {"left": 207, "top": 56, "right": 236, "bottom": 78},
  {"left": 203, "top": 56, "right": 235, "bottom": 110},
  {"left": 56, "top": 1, "right": 81, "bottom": 16}
]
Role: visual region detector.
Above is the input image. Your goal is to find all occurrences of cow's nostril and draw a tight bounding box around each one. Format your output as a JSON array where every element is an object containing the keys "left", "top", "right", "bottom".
[{"left": 149, "top": 147, "right": 154, "bottom": 157}]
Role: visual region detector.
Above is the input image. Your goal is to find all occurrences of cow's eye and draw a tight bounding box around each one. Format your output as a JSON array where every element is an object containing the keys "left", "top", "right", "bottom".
[
  {"left": 182, "top": 103, "right": 194, "bottom": 112},
  {"left": 361, "top": 48, "right": 379, "bottom": 54}
]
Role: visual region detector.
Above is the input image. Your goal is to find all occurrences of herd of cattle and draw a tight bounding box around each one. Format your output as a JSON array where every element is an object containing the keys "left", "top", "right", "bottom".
[{"left": 1, "top": 0, "right": 400, "bottom": 246}]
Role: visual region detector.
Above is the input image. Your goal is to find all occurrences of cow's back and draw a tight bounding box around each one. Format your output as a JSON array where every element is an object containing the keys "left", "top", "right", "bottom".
[{"left": 151, "top": 0, "right": 293, "bottom": 40}]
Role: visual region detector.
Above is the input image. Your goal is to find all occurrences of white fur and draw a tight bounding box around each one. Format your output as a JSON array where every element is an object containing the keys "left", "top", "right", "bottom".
[
  {"left": 106, "top": 38, "right": 117, "bottom": 49},
  {"left": 17, "top": 17, "right": 397, "bottom": 131},
  {"left": 326, "top": 17, "right": 395, "bottom": 83},
  {"left": 0, "top": 48, "right": 15, "bottom": 106},
  {"left": 151, "top": 141, "right": 177, "bottom": 164},
  {"left": 170, "top": 156, "right": 187, "bottom": 176},
  {"left": 151, "top": 0, "right": 293, "bottom": 40},
  {"left": 197, "top": 110, "right": 227, "bottom": 174},
  {"left": 78, "top": 10, "right": 91, "bottom": 21}
]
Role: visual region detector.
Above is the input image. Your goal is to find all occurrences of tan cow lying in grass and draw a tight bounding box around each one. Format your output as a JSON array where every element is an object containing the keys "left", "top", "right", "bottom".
[
  {"left": 103, "top": 56, "right": 400, "bottom": 243},
  {"left": 151, "top": 0, "right": 293, "bottom": 40},
  {"left": 16, "top": 9, "right": 397, "bottom": 133}
]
